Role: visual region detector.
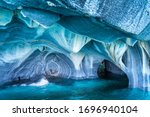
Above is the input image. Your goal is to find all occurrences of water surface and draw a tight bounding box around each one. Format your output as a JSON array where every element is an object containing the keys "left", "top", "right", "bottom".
[{"left": 0, "top": 77, "right": 149, "bottom": 100}]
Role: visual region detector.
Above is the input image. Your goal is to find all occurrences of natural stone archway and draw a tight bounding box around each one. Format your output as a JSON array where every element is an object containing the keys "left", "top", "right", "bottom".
[
  {"left": 96, "top": 59, "right": 129, "bottom": 89},
  {"left": 0, "top": 50, "right": 76, "bottom": 85},
  {"left": 92, "top": 39, "right": 150, "bottom": 90}
]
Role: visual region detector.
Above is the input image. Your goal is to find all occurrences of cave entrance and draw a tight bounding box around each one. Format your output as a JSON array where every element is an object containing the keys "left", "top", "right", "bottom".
[{"left": 97, "top": 60, "right": 129, "bottom": 88}]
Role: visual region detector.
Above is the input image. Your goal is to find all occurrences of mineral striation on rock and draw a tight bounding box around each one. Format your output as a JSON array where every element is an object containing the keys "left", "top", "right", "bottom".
[{"left": 0, "top": 0, "right": 150, "bottom": 91}]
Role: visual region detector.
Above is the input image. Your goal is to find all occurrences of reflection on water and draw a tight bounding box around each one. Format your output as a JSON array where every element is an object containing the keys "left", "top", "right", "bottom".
[{"left": 0, "top": 76, "right": 150, "bottom": 100}]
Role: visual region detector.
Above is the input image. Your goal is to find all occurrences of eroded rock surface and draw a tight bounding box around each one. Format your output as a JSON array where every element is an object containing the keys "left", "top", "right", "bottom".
[{"left": 0, "top": 0, "right": 150, "bottom": 90}]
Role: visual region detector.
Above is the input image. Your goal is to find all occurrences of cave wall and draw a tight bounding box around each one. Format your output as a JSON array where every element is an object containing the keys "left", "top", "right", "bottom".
[{"left": 0, "top": 0, "right": 150, "bottom": 90}]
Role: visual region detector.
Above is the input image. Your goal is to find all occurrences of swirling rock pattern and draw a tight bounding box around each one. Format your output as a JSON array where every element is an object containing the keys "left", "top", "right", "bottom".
[{"left": 0, "top": 0, "right": 150, "bottom": 90}]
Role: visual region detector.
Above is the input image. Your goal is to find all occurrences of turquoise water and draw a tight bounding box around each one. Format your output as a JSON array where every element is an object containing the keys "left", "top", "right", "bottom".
[{"left": 0, "top": 77, "right": 150, "bottom": 100}]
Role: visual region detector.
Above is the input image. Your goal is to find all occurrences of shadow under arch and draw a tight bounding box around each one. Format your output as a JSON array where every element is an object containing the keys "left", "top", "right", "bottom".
[{"left": 97, "top": 59, "right": 129, "bottom": 89}]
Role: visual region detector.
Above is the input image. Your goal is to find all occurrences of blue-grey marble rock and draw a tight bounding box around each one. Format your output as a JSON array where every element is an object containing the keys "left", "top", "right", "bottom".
[{"left": 0, "top": 0, "right": 150, "bottom": 90}]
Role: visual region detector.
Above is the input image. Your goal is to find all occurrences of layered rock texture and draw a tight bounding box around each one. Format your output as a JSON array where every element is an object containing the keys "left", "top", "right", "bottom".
[{"left": 0, "top": 0, "right": 150, "bottom": 90}]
